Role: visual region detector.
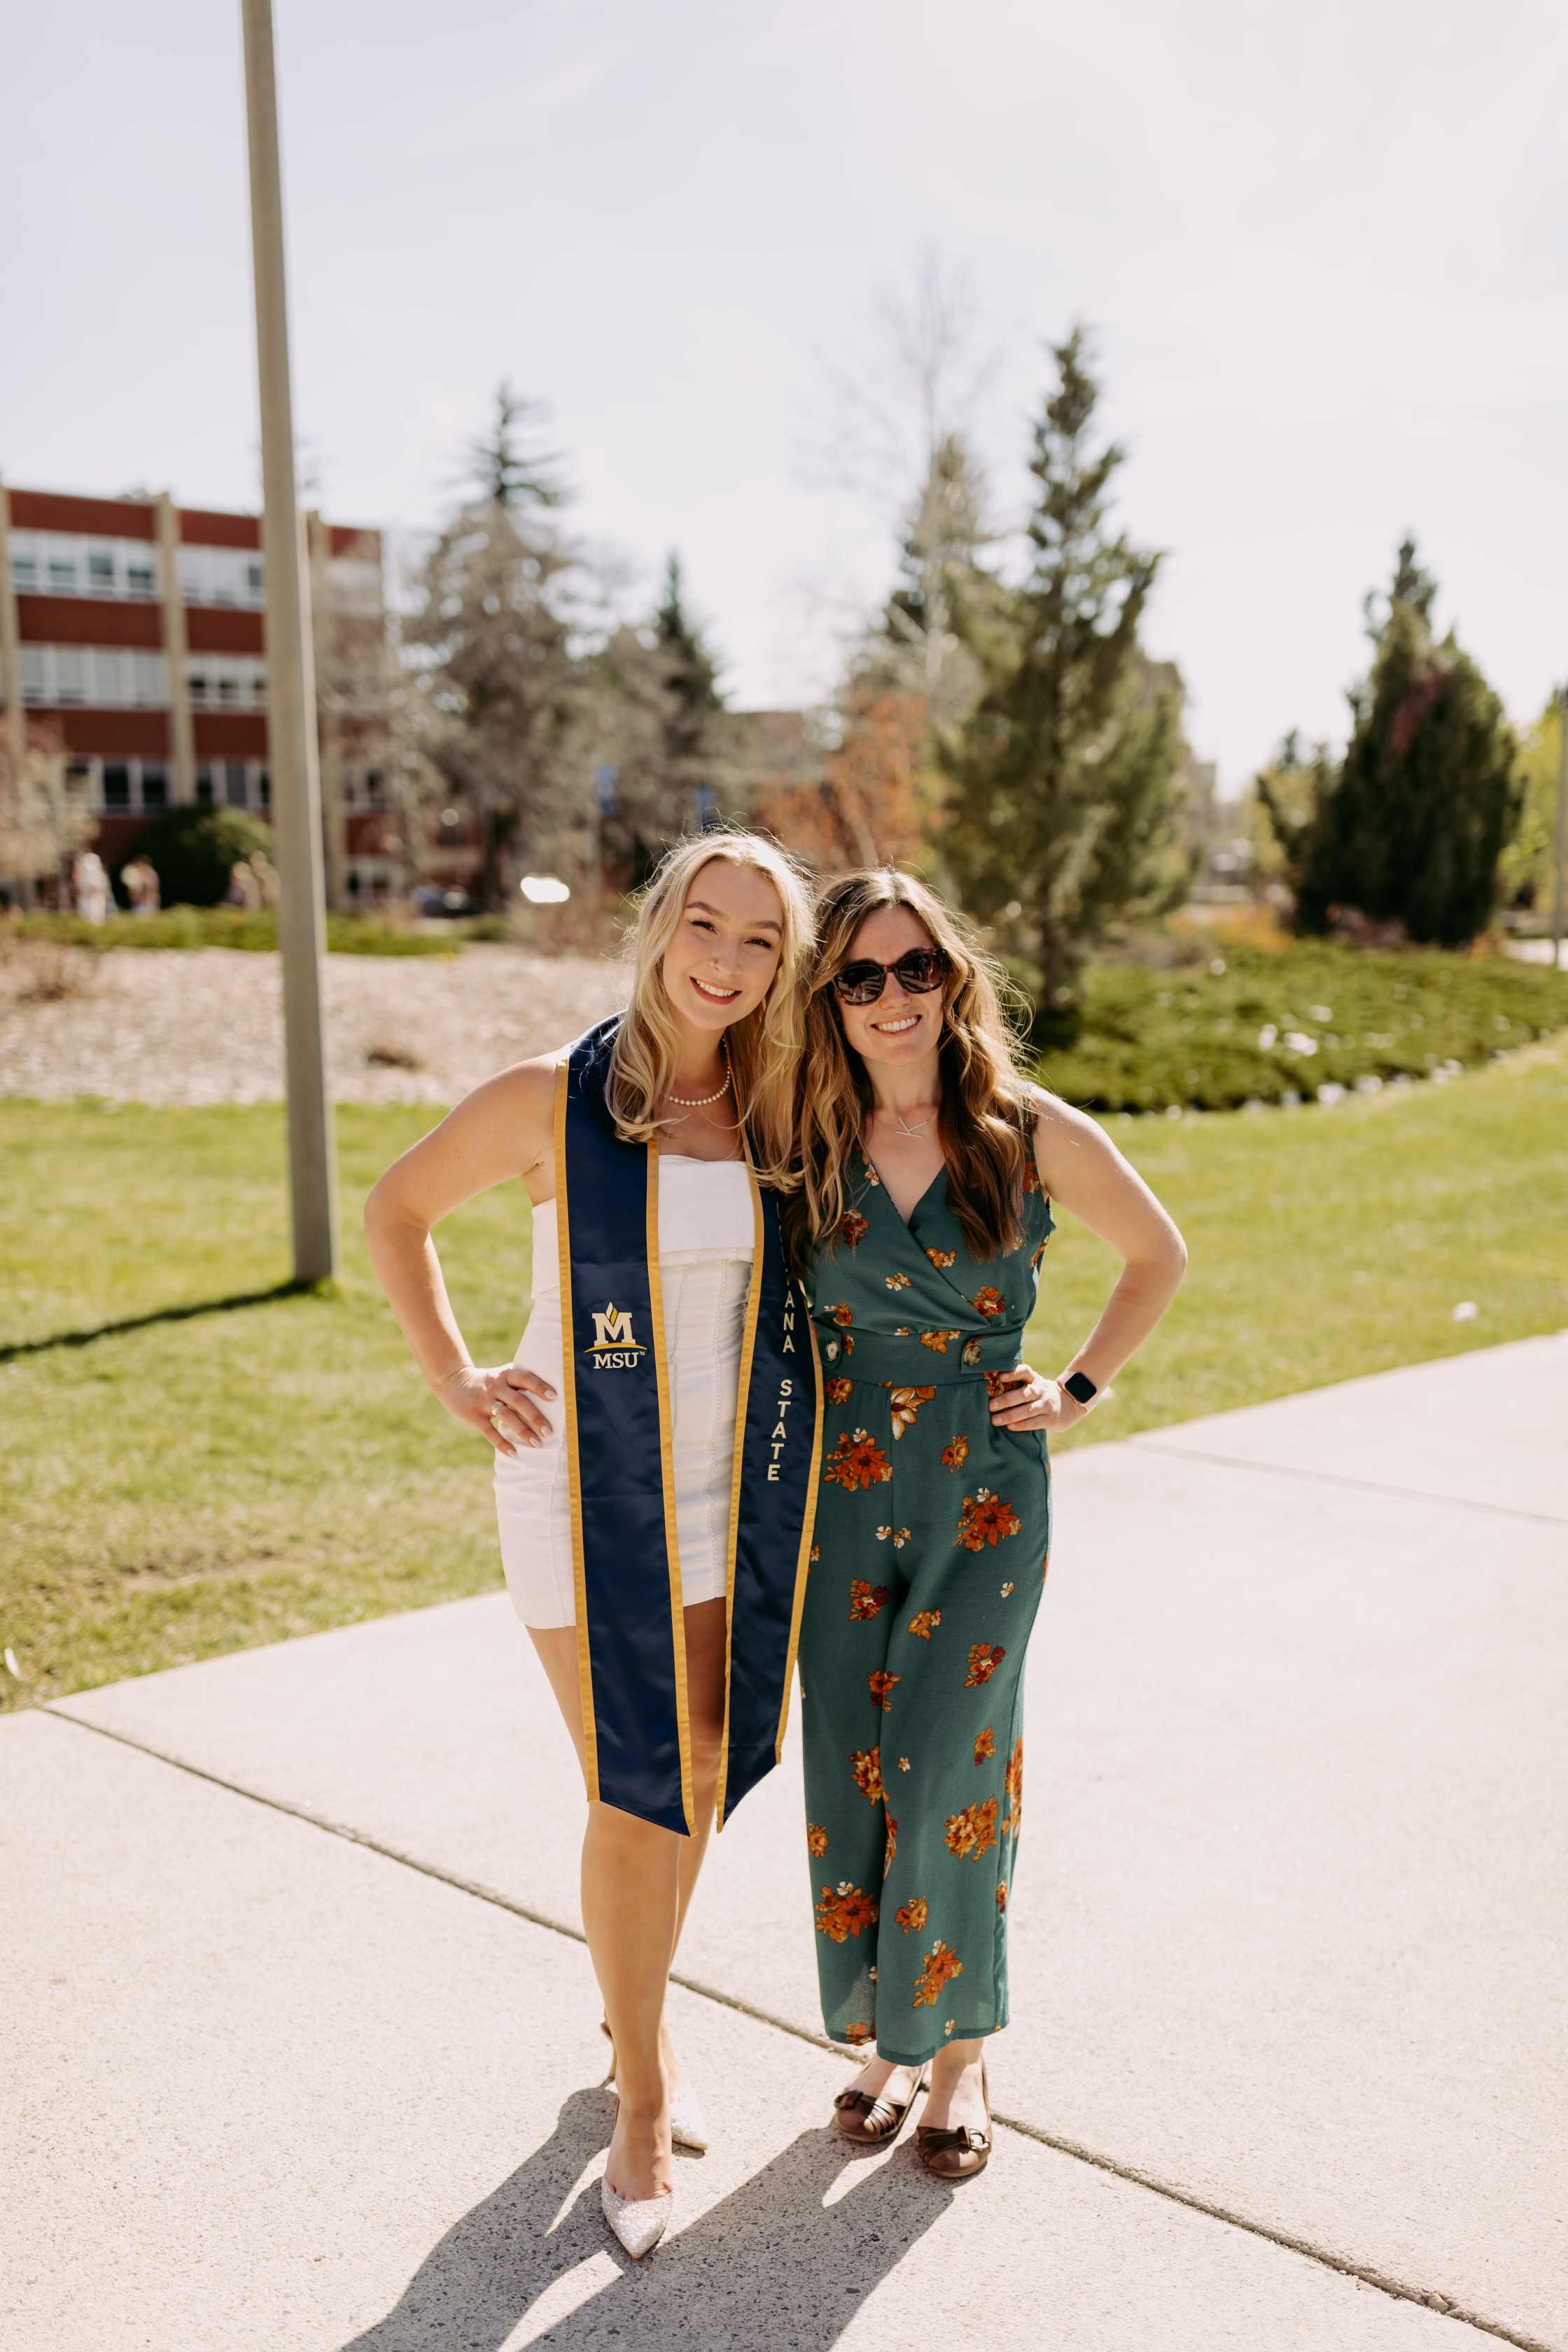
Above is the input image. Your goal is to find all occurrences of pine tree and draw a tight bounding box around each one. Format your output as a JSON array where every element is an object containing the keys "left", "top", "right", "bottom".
[
  {"left": 407, "top": 392, "right": 588, "bottom": 905},
  {"left": 879, "top": 433, "right": 1002, "bottom": 734},
  {"left": 941, "top": 330, "right": 1184, "bottom": 1040},
  {"left": 463, "top": 381, "right": 568, "bottom": 511},
  {"left": 1280, "top": 540, "right": 1519, "bottom": 946},
  {"left": 654, "top": 554, "right": 721, "bottom": 720}
]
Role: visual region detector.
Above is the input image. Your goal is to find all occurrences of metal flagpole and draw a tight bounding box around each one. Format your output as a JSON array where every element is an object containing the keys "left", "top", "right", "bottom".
[
  {"left": 240, "top": 0, "right": 338, "bottom": 1282},
  {"left": 1553, "top": 685, "right": 1567, "bottom": 974}
]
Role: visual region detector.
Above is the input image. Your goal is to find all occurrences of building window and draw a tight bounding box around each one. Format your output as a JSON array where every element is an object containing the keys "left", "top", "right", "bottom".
[
  {"left": 48, "top": 554, "right": 78, "bottom": 592},
  {"left": 141, "top": 765, "right": 169, "bottom": 811},
  {"left": 365, "top": 768, "right": 387, "bottom": 809},
  {"left": 10, "top": 541, "right": 38, "bottom": 590},
  {"left": 88, "top": 549, "right": 115, "bottom": 593},
  {"left": 225, "top": 763, "right": 248, "bottom": 808},
  {"left": 104, "top": 765, "right": 131, "bottom": 810},
  {"left": 257, "top": 769, "right": 271, "bottom": 810},
  {"left": 125, "top": 558, "right": 155, "bottom": 597},
  {"left": 196, "top": 764, "right": 214, "bottom": 806}
]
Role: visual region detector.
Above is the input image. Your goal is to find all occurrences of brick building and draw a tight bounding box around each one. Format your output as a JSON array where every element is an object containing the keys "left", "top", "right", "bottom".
[{"left": 0, "top": 479, "right": 406, "bottom": 904}]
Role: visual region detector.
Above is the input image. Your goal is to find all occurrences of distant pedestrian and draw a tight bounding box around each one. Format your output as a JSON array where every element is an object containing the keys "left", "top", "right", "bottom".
[
  {"left": 72, "top": 850, "right": 109, "bottom": 925},
  {"left": 225, "top": 859, "right": 262, "bottom": 910},
  {"left": 120, "top": 856, "right": 160, "bottom": 918},
  {"left": 248, "top": 850, "right": 281, "bottom": 909},
  {"left": 788, "top": 871, "right": 1186, "bottom": 2179}
]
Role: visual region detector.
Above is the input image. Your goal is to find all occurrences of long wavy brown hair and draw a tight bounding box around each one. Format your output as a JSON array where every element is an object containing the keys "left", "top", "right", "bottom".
[
  {"left": 783, "top": 869, "right": 1037, "bottom": 1273},
  {"left": 605, "top": 832, "right": 814, "bottom": 1182}
]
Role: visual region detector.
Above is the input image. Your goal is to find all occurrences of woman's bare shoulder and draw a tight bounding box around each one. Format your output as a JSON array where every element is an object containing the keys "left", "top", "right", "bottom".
[{"left": 1026, "top": 1082, "right": 1098, "bottom": 1143}]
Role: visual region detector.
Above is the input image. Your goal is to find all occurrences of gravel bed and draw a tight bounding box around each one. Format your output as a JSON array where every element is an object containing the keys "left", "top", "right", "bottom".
[{"left": 0, "top": 944, "right": 631, "bottom": 1107}]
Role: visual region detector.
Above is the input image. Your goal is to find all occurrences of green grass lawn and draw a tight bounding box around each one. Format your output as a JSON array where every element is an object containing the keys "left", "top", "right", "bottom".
[{"left": 4, "top": 1041, "right": 1565, "bottom": 1709}]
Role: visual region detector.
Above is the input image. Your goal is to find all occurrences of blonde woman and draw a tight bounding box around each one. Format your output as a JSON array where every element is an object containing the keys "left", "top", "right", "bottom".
[
  {"left": 366, "top": 836, "right": 821, "bottom": 2258},
  {"left": 785, "top": 870, "right": 1185, "bottom": 2179}
]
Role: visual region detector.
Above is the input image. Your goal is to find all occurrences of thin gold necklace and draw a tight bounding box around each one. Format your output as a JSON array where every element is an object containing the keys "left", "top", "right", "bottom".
[{"left": 666, "top": 1041, "right": 732, "bottom": 1108}]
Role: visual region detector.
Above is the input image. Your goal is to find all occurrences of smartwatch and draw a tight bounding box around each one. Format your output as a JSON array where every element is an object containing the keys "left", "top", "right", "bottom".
[{"left": 1061, "top": 1371, "right": 1098, "bottom": 1406}]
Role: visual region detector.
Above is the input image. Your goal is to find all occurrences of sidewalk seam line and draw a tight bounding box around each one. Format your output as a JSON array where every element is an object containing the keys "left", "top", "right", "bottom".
[
  {"left": 1125, "top": 1443, "right": 1568, "bottom": 1527},
  {"left": 41, "top": 1704, "right": 1548, "bottom": 2352}
]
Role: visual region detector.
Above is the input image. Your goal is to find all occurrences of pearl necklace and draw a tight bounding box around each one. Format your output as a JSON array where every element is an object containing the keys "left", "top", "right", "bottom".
[{"left": 665, "top": 1043, "right": 732, "bottom": 1109}]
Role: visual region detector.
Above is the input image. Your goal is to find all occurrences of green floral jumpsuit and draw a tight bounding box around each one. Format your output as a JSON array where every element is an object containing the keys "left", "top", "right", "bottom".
[{"left": 798, "top": 1149, "right": 1054, "bottom": 2065}]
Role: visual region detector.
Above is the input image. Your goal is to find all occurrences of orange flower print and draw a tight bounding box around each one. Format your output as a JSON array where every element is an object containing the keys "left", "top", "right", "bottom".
[
  {"left": 965, "top": 1642, "right": 1007, "bottom": 1688},
  {"left": 810, "top": 1542, "right": 821, "bottom": 1563},
  {"left": 895, "top": 1896, "right": 927, "bottom": 1934},
  {"left": 888, "top": 1384, "right": 937, "bottom": 1439},
  {"left": 920, "top": 1329, "right": 960, "bottom": 1354},
  {"left": 867, "top": 1670, "right": 902, "bottom": 1712},
  {"left": 1000, "top": 1581, "right": 1014, "bottom": 1597},
  {"left": 848, "top": 1580, "right": 891, "bottom": 1621},
  {"left": 1003, "top": 1736, "right": 1023, "bottom": 1840},
  {"left": 844, "top": 2021, "right": 874, "bottom": 2045},
  {"left": 850, "top": 1746, "right": 886, "bottom": 1805},
  {"left": 907, "top": 1609, "right": 941, "bottom": 1640},
  {"left": 892, "top": 1326, "right": 911, "bottom": 1336},
  {"left": 974, "top": 1726, "right": 996, "bottom": 1765},
  {"left": 883, "top": 1816, "right": 897, "bottom": 1875},
  {"left": 963, "top": 1338, "right": 983, "bottom": 1366},
  {"left": 1042, "top": 1549, "right": 1050, "bottom": 1583},
  {"left": 897, "top": 1755, "right": 911, "bottom": 1771},
  {"left": 839, "top": 1210, "right": 869, "bottom": 1248},
  {"left": 944, "top": 1796, "right": 999, "bottom": 1860},
  {"left": 875, "top": 1525, "right": 912, "bottom": 1549},
  {"left": 825, "top": 1375, "right": 853, "bottom": 1404},
  {"left": 860, "top": 1158, "right": 882, "bottom": 1186},
  {"left": 971, "top": 1286, "right": 1006, "bottom": 1321},
  {"left": 885, "top": 1270, "right": 913, "bottom": 1292},
  {"left": 925, "top": 1247, "right": 957, "bottom": 1269},
  {"left": 940, "top": 1434, "right": 969, "bottom": 1473},
  {"left": 1024, "top": 1158, "right": 1043, "bottom": 1195},
  {"left": 815, "top": 1882, "right": 878, "bottom": 1942},
  {"left": 912, "top": 1938, "right": 964, "bottom": 2008},
  {"left": 955, "top": 1488, "right": 1022, "bottom": 1552},
  {"left": 1030, "top": 1238, "right": 1049, "bottom": 1272},
  {"left": 806, "top": 1822, "right": 829, "bottom": 1857},
  {"left": 831, "top": 1301, "right": 855, "bottom": 1326},
  {"left": 983, "top": 1370, "right": 1014, "bottom": 1400},
  {"left": 996, "top": 1881, "right": 1009, "bottom": 1912},
  {"left": 825, "top": 1428, "right": 892, "bottom": 1492}
]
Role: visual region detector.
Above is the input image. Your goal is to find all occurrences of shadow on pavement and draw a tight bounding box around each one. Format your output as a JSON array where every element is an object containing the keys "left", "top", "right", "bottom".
[{"left": 341, "top": 2087, "right": 952, "bottom": 2351}]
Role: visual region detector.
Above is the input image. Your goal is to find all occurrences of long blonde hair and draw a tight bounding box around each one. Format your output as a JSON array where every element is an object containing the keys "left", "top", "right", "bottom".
[
  {"left": 783, "top": 869, "right": 1035, "bottom": 1270},
  {"left": 606, "top": 832, "right": 814, "bottom": 1179}
]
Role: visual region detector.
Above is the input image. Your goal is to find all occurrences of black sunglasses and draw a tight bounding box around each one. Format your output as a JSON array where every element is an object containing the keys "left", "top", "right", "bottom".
[{"left": 831, "top": 948, "right": 949, "bottom": 1006}]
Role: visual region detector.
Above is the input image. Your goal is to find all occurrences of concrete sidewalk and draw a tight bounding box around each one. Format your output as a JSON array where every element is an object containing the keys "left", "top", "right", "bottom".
[{"left": 5, "top": 1336, "right": 1564, "bottom": 2351}]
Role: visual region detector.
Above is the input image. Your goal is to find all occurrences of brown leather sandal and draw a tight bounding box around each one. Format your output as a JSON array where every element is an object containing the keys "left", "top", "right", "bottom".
[
  {"left": 833, "top": 2064, "right": 927, "bottom": 2146},
  {"left": 916, "top": 2057, "right": 991, "bottom": 2179}
]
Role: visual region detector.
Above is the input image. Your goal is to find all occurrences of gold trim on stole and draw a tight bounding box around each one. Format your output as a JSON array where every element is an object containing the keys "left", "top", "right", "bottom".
[
  {"left": 644, "top": 1133, "right": 696, "bottom": 1836},
  {"left": 774, "top": 1308, "right": 825, "bottom": 1761},
  {"left": 713, "top": 1161, "right": 766, "bottom": 1832},
  {"left": 554, "top": 1060, "right": 599, "bottom": 1802}
]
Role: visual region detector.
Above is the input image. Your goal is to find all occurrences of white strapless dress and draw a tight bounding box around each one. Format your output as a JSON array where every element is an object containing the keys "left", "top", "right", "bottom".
[{"left": 493, "top": 1154, "right": 756, "bottom": 1630}]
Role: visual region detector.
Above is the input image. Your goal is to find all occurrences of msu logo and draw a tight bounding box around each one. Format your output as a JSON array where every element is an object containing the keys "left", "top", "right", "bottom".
[{"left": 585, "top": 1302, "right": 645, "bottom": 1370}]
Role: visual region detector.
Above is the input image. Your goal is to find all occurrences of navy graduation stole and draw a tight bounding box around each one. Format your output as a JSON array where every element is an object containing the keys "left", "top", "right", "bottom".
[{"left": 553, "top": 1015, "right": 822, "bottom": 1835}]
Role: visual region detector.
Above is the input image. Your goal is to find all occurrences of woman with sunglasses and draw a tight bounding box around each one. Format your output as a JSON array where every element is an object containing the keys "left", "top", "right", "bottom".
[{"left": 785, "top": 870, "right": 1186, "bottom": 2179}]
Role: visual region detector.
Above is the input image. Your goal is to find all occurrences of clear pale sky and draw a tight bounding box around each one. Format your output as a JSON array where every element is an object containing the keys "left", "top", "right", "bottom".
[{"left": 4, "top": 0, "right": 1563, "bottom": 790}]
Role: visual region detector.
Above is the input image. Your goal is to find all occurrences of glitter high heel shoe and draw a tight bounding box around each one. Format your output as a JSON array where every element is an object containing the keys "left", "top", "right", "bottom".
[
  {"left": 601, "top": 2019, "right": 709, "bottom": 2153},
  {"left": 601, "top": 2175, "right": 672, "bottom": 2260}
]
